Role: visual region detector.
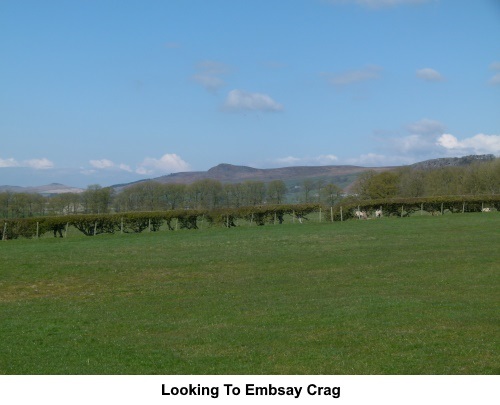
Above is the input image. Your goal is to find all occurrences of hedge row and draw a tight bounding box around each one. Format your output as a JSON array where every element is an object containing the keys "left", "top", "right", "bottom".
[
  {"left": 348, "top": 195, "right": 500, "bottom": 219},
  {"left": 0, "top": 204, "right": 321, "bottom": 239},
  {"left": 1, "top": 196, "right": 498, "bottom": 240}
]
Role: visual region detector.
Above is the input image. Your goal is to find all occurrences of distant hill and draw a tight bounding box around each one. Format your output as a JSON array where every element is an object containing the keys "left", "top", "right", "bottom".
[
  {"left": 150, "top": 163, "right": 391, "bottom": 185},
  {"left": 111, "top": 163, "right": 396, "bottom": 194},
  {"left": 0, "top": 183, "right": 84, "bottom": 195},
  {"left": 2, "top": 155, "right": 496, "bottom": 195},
  {"left": 410, "top": 154, "right": 496, "bottom": 170},
  {"left": 111, "top": 155, "right": 498, "bottom": 196}
]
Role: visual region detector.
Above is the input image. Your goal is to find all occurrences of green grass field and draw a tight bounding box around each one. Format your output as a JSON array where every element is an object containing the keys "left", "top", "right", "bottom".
[{"left": 1, "top": 214, "right": 498, "bottom": 374}]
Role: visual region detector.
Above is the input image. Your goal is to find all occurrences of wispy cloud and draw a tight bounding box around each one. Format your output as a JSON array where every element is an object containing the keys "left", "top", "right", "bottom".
[
  {"left": 193, "top": 60, "right": 231, "bottom": 93},
  {"left": 223, "top": 89, "right": 284, "bottom": 112},
  {"left": 416, "top": 68, "right": 445, "bottom": 82},
  {"left": 324, "top": 65, "right": 382, "bottom": 87},
  {"left": 85, "top": 155, "right": 190, "bottom": 177},
  {"left": 489, "top": 61, "right": 500, "bottom": 85},
  {"left": 326, "top": 0, "right": 433, "bottom": 8},
  {"left": 268, "top": 153, "right": 416, "bottom": 168},
  {"left": 164, "top": 41, "right": 181, "bottom": 49},
  {"left": 405, "top": 118, "right": 446, "bottom": 135},
  {"left": 490, "top": 74, "right": 500, "bottom": 86},
  {"left": 378, "top": 118, "right": 445, "bottom": 158},
  {"left": 89, "top": 159, "right": 132, "bottom": 172},
  {"left": 136, "top": 153, "right": 190, "bottom": 175},
  {"left": 0, "top": 157, "right": 54, "bottom": 169}
]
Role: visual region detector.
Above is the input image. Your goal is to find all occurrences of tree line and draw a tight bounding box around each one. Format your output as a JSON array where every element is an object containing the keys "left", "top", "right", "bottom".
[
  {"left": 1, "top": 158, "right": 498, "bottom": 219},
  {"left": 0, "top": 179, "right": 342, "bottom": 219},
  {"left": 352, "top": 158, "right": 499, "bottom": 200}
]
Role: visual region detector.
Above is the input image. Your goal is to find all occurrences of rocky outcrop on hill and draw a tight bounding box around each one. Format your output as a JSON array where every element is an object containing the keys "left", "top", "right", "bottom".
[{"left": 410, "top": 154, "right": 496, "bottom": 170}]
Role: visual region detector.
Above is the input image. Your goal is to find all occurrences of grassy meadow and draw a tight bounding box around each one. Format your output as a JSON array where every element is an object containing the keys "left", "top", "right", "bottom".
[{"left": 0, "top": 213, "right": 498, "bottom": 374}]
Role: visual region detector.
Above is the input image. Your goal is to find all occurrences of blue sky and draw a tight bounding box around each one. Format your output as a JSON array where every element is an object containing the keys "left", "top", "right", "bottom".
[{"left": 1, "top": 0, "right": 499, "bottom": 187}]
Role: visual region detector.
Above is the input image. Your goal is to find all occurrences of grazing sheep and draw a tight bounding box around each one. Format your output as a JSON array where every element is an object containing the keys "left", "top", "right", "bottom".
[
  {"left": 355, "top": 210, "right": 368, "bottom": 220},
  {"left": 375, "top": 209, "right": 383, "bottom": 218},
  {"left": 482, "top": 207, "right": 491, "bottom": 212}
]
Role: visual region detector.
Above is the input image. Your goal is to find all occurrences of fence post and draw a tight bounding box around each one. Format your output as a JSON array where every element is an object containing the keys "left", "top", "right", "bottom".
[
  {"left": 319, "top": 207, "right": 322, "bottom": 223},
  {"left": 340, "top": 206, "right": 343, "bottom": 222},
  {"left": 441, "top": 203, "right": 444, "bottom": 215},
  {"left": 274, "top": 212, "right": 277, "bottom": 225},
  {"left": 2, "top": 222, "right": 6, "bottom": 240},
  {"left": 462, "top": 201, "right": 465, "bottom": 214},
  {"left": 94, "top": 221, "right": 97, "bottom": 236},
  {"left": 292, "top": 210, "right": 295, "bottom": 223},
  {"left": 421, "top": 203, "right": 424, "bottom": 216},
  {"left": 121, "top": 218, "right": 124, "bottom": 234},
  {"left": 401, "top": 205, "right": 404, "bottom": 218},
  {"left": 148, "top": 218, "right": 151, "bottom": 232},
  {"left": 65, "top": 222, "right": 69, "bottom": 238},
  {"left": 36, "top": 222, "right": 39, "bottom": 239},
  {"left": 330, "top": 206, "right": 333, "bottom": 222}
]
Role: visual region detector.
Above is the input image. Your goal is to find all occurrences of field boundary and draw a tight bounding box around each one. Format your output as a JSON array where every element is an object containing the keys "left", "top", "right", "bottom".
[{"left": 2, "top": 195, "right": 499, "bottom": 240}]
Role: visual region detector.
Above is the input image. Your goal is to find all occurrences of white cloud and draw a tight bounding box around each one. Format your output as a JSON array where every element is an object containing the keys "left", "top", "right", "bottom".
[
  {"left": 224, "top": 89, "right": 284, "bottom": 112},
  {"left": 0, "top": 157, "right": 20, "bottom": 168},
  {"left": 25, "top": 158, "right": 54, "bottom": 169},
  {"left": 90, "top": 159, "right": 115, "bottom": 169},
  {"left": 89, "top": 159, "right": 133, "bottom": 172},
  {"left": 325, "top": 65, "right": 382, "bottom": 87},
  {"left": 327, "top": 0, "right": 432, "bottom": 8},
  {"left": 0, "top": 157, "right": 54, "bottom": 169},
  {"left": 193, "top": 60, "right": 230, "bottom": 92},
  {"left": 118, "top": 164, "right": 132, "bottom": 172},
  {"left": 436, "top": 133, "right": 500, "bottom": 155},
  {"left": 137, "top": 153, "right": 190, "bottom": 175},
  {"left": 416, "top": 68, "right": 444, "bottom": 82}
]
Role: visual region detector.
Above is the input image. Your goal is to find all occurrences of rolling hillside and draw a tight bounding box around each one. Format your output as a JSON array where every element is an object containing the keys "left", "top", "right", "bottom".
[{"left": 2, "top": 155, "right": 496, "bottom": 195}]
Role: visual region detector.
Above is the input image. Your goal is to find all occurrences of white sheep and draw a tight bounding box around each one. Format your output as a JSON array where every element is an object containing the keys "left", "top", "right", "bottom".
[{"left": 355, "top": 210, "right": 368, "bottom": 220}]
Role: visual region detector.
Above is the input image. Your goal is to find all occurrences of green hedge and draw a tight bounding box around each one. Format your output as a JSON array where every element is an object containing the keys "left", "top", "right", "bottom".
[
  {"left": 1, "top": 198, "right": 498, "bottom": 240},
  {"left": 345, "top": 195, "right": 500, "bottom": 217}
]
